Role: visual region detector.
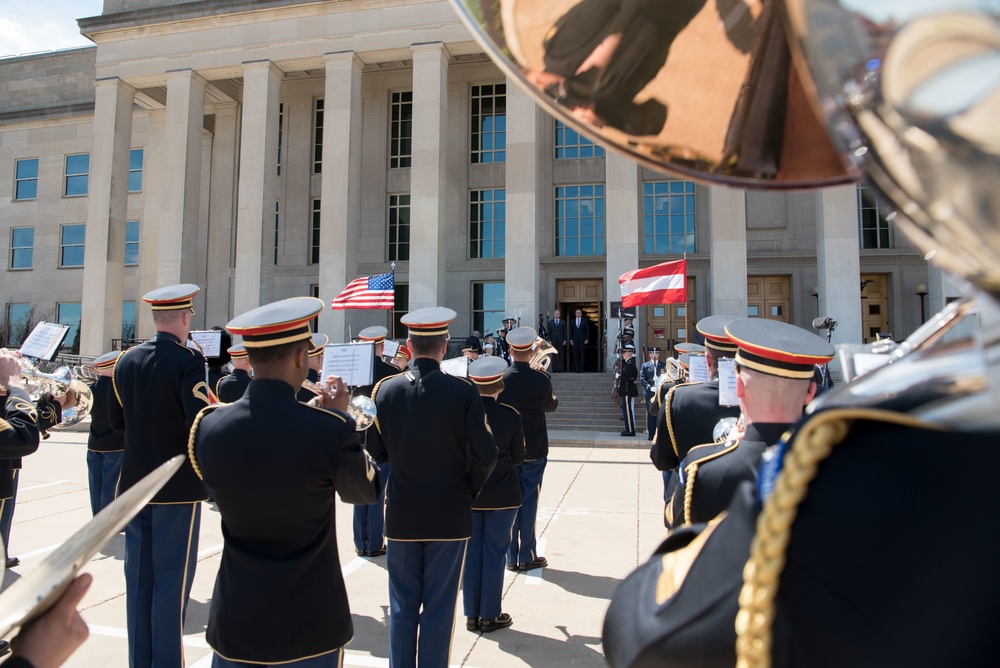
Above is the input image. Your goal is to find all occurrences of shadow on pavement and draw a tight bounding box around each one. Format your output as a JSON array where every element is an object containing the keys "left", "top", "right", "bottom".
[
  {"left": 345, "top": 608, "right": 390, "bottom": 658},
  {"left": 538, "top": 567, "right": 621, "bottom": 601},
  {"left": 183, "top": 597, "right": 212, "bottom": 634},
  {"left": 479, "top": 623, "right": 605, "bottom": 666}
]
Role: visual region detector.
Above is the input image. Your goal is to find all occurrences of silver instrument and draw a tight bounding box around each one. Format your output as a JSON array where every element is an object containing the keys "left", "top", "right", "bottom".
[
  {"left": 300, "top": 379, "right": 377, "bottom": 431},
  {"left": 529, "top": 337, "right": 559, "bottom": 372},
  {"left": 713, "top": 416, "right": 742, "bottom": 444},
  {"left": 2, "top": 357, "right": 94, "bottom": 430}
]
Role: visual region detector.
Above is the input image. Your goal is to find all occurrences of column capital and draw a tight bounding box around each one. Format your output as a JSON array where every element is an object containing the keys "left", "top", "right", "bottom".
[
  {"left": 93, "top": 76, "right": 138, "bottom": 96},
  {"left": 411, "top": 41, "right": 450, "bottom": 63},
  {"left": 241, "top": 59, "right": 284, "bottom": 77},
  {"left": 213, "top": 100, "right": 239, "bottom": 117},
  {"left": 324, "top": 50, "right": 365, "bottom": 73}
]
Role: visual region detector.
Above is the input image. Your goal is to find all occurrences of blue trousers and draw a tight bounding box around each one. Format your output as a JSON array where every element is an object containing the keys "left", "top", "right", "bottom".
[
  {"left": 464, "top": 508, "right": 517, "bottom": 620},
  {"left": 620, "top": 395, "right": 635, "bottom": 434},
  {"left": 645, "top": 393, "right": 657, "bottom": 436},
  {"left": 212, "top": 648, "right": 343, "bottom": 667},
  {"left": 387, "top": 539, "right": 467, "bottom": 668},
  {"left": 125, "top": 503, "right": 201, "bottom": 668},
  {"left": 0, "top": 468, "right": 19, "bottom": 557},
  {"left": 508, "top": 458, "right": 546, "bottom": 566},
  {"left": 353, "top": 462, "right": 390, "bottom": 553},
  {"left": 87, "top": 450, "right": 124, "bottom": 516}
]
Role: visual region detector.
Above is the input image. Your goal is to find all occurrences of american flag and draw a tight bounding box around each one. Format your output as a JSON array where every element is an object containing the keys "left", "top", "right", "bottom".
[{"left": 331, "top": 272, "right": 395, "bottom": 310}]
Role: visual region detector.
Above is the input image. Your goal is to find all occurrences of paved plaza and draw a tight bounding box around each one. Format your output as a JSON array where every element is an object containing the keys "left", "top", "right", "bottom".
[{"left": 2, "top": 431, "right": 667, "bottom": 667}]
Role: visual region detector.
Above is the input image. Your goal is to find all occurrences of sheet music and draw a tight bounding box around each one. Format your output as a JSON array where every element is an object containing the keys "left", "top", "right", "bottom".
[
  {"left": 19, "top": 322, "right": 70, "bottom": 361},
  {"left": 189, "top": 330, "right": 223, "bottom": 358},
  {"left": 321, "top": 342, "right": 374, "bottom": 387},
  {"left": 440, "top": 356, "right": 469, "bottom": 378},
  {"left": 688, "top": 354, "right": 710, "bottom": 384},
  {"left": 717, "top": 357, "right": 739, "bottom": 407},
  {"left": 382, "top": 339, "right": 400, "bottom": 359}
]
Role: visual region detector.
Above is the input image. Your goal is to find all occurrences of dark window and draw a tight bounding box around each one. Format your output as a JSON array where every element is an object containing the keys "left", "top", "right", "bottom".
[
  {"left": 311, "top": 199, "right": 321, "bottom": 264},
  {"left": 643, "top": 181, "right": 696, "bottom": 254},
  {"left": 555, "top": 184, "right": 605, "bottom": 257},
  {"left": 389, "top": 91, "right": 413, "bottom": 169},
  {"left": 128, "top": 149, "right": 144, "bottom": 192},
  {"left": 314, "top": 99, "right": 324, "bottom": 174},
  {"left": 473, "top": 282, "right": 505, "bottom": 335},
  {"left": 65, "top": 153, "right": 90, "bottom": 196},
  {"left": 469, "top": 189, "right": 506, "bottom": 259},
  {"left": 471, "top": 84, "right": 506, "bottom": 164},
  {"left": 555, "top": 120, "right": 605, "bottom": 159},
  {"left": 60, "top": 224, "right": 85, "bottom": 267},
  {"left": 15, "top": 159, "right": 38, "bottom": 200},
  {"left": 10, "top": 227, "right": 34, "bottom": 269},
  {"left": 125, "top": 221, "right": 140, "bottom": 265},
  {"left": 388, "top": 194, "right": 410, "bottom": 262}
]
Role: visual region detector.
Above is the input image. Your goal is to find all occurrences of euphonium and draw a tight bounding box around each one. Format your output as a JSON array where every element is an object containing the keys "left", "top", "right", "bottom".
[
  {"left": 3, "top": 358, "right": 94, "bottom": 430},
  {"left": 300, "top": 379, "right": 377, "bottom": 431},
  {"left": 529, "top": 337, "right": 558, "bottom": 372}
]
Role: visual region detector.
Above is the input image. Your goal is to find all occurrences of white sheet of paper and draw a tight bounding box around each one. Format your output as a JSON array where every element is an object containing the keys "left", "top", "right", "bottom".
[
  {"left": 688, "top": 354, "right": 710, "bottom": 384},
  {"left": 189, "top": 331, "right": 222, "bottom": 358},
  {"left": 852, "top": 353, "right": 891, "bottom": 378},
  {"left": 321, "top": 342, "right": 375, "bottom": 387},
  {"left": 19, "top": 322, "right": 70, "bottom": 361},
  {"left": 717, "top": 357, "right": 739, "bottom": 407},
  {"left": 382, "top": 339, "right": 400, "bottom": 359},
  {"left": 440, "top": 356, "right": 469, "bottom": 377}
]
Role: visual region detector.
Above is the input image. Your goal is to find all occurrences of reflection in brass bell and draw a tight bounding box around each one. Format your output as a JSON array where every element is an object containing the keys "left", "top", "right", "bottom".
[{"left": 450, "top": 0, "right": 851, "bottom": 188}]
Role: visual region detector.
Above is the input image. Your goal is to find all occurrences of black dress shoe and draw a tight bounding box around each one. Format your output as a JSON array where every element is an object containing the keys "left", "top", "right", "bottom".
[
  {"left": 620, "top": 431, "right": 636, "bottom": 437},
  {"left": 367, "top": 548, "right": 386, "bottom": 557},
  {"left": 466, "top": 617, "right": 480, "bottom": 632},
  {"left": 355, "top": 549, "right": 366, "bottom": 557},
  {"left": 0, "top": 639, "right": 10, "bottom": 657},
  {"left": 5, "top": 557, "right": 19, "bottom": 568},
  {"left": 480, "top": 613, "right": 513, "bottom": 633},
  {"left": 519, "top": 556, "right": 548, "bottom": 571},
  {"left": 505, "top": 563, "right": 519, "bottom": 573}
]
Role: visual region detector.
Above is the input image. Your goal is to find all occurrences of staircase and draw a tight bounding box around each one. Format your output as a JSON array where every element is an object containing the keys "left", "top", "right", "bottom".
[{"left": 546, "top": 372, "right": 651, "bottom": 434}]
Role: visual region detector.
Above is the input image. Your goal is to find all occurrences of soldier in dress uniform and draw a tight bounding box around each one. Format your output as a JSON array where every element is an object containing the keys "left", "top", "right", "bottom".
[
  {"left": 367, "top": 307, "right": 497, "bottom": 668},
  {"left": 664, "top": 319, "right": 833, "bottom": 528},
  {"left": 640, "top": 347, "right": 666, "bottom": 440},
  {"left": 296, "top": 333, "right": 327, "bottom": 403},
  {"left": 389, "top": 344, "right": 411, "bottom": 371},
  {"left": 462, "top": 357, "right": 525, "bottom": 634},
  {"left": 499, "top": 327, "right": 559, "bottom": 572},
  {"left": 216, "top": 344, "right": 251, "bottom": 403},
  {"left": 651, "top": 316, "right": 742, "bottom": 526},
  {"left": 107, "top": 284, "right": 210, "bottom": 668},
  {"left": 190, "top": 297, "right": 378, "bottom": 667},
  {"left": 618, "top": 342, "right": 639, "bottom": 437},
  {"left": 352, "top": 325, "right": 398, "bottom": 558},
  {"left": 86, "top": 351, "right": 125, "bottom": 516}
]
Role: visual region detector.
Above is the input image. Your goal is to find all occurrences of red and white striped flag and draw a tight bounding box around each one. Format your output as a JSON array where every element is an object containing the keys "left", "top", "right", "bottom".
[
  {"left": 618, "top": 259, "right": 687, "bottom": 308},
  {"left": 331, "top": 272, "right": 395, "bottom": 310}
]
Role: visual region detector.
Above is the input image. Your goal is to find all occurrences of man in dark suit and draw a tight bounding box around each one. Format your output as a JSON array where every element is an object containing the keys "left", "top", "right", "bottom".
[
  {"left": 86, "top": 351, "right": 125, "bottom": 516},
  {"left": 547, "top": 309, "right": 568, "bottom": 372},
  {"left": 368, "top": 307, "right": 497, "bottom": 668},
  {"left": 639, "top": 347, "right": 666, "bottom": 440},
  {"left": 499, "top": 327, "right": 559, "bottom": 571},
  {"left": 568, "top": 308, "right": 590, "bottom": 372},
  {"left": 216, "top": 344, "right": 251, "bottom": 403},
  {"left": 352, "top": 325, "right": 399, "bottom": 558},
  {"left": 463, "top": 356, "right": 525, "bottom": 634},
  {"left": 108, "top": 283, "right": 210, "bottom": 668},
  {"left": 191, "top": 297, "right": 378, "bottom": 667}
]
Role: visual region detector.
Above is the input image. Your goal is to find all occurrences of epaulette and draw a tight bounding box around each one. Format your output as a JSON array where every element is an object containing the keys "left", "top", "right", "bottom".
[
  {"left": 172, "top": 341, "right": 201, "bottom": 357},
  {"left": 537, "top": 368, "right": 552, "bottom": 379},
  {"left": 111, "top": 346, "right": 133, "bottom": 407},
  {"left": 499, "top": 402, "right": 521, "bottom": 416},
  {"left": 192, "top": 381, "right": 210, "bottom": 405},
  {"left": 299, "top": 401, "right": 348, "bottom": 423},
  {"left": 664, "top": 381, "right": 705, "bottom": 458},
  {"left": 187, "top": 404, "right": 223, "bottom": 480}
]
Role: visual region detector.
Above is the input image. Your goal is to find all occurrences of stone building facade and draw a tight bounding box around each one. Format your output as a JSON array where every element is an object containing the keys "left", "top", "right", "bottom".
[{"left": 0, "top": 0, "right": 954, "bottom": 365}]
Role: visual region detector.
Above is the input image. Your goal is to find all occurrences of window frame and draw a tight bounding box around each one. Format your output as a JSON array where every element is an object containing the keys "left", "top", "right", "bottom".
[
  {"left": 472, "top": 282, "right": 506, "bottom": 336},
  {"left": 387, "top": 193, "right": 411, "bottom": 262},
  {"left": 6, "top": 303, "right": 32, "bottom": 348},
  {"left": 310, "top": 199, "right": 321, "bottom": 265},
  {"left": 125, "top": 220, "right": 140, "bottom": 266},
  {"left": 56, "top": 302, "right": 82, "bottom": 355},
  {"left": 555, "top": 184, "right": 606, "bottom": 257},
  {"left": 554, "top": 120, "right": 605, "bottom": 159},
  {"left": 10, "top": 226, "right": 34, "bottom": 270},
  {"left": 60, "top": 223, "right": 86, "bottom": 268},
  {"left": 643, "top": 180, "right": 697, "bottom": 255},
  {"left": 128, "top": 149, "right": 144, "bottom": 193},
  {"left": 313, "top": 98, "right": 324, "bottom": 174},
  {"left": 857, "top": 184, "right": 893, "bottom": 249},
  {"left": 470, "top": 83, "right": 507, "bottom": 164},
  {"left": 389, "top": 90, "right": 413, "bottom": 169},
  {"left": 14, "top": 158, "right": 39, "bottom": 201},
  {"left": 469, "top": 188, "right": 506, "bottom": 259},
  {"left": 64, "top": 153, "right": 90, "bottom": 197},
  {"left": 121, "top": 300, "right": 137, "bottom": 341}
]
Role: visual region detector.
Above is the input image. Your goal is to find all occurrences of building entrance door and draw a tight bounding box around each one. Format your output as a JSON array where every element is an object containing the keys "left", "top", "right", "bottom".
[
  {"left": 747, "top": 276, "right": 791, "bottom": 322},
  {"left": 557, "top": 279, "right": 604, "bottom": 372},
  {"left": 861, "top": 273, "right": 890, "bottom": 342},
  {"left": 644, "top": 276, "right": 696, "bottom": 357}
]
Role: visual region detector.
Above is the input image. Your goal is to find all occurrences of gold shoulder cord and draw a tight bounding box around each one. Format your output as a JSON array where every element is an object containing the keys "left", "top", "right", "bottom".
[
  {"left": 682, "top": 462, "right": 699, "bottom": 526},
  {"left": 186, "top": 405, "right": 218, "bottom": 481},
  {"left": 664, "top": 384, "right": 681, "bottom": 458},
  {"left": 734, "top": 408, "right": 941, "bottom": 668}
]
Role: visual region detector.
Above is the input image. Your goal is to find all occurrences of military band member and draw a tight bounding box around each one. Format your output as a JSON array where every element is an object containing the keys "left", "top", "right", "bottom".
[
  {"left": 639, "top": 347, "right": 666, "bottom": 440},
  {"left": 108, "top": 284, "right": 210, "bottom": 668},
  {"left": 463, "top": 357, "right": 525, "bottom": 634},
  {"left": 190, "top": 297, "right": 378, "bottom": 667},
  {"left": 86, "top": 351, "right": 125, "bottom": 516},
  {"left": 352, "top": 325, "right": 398, "bottom": 558},
  {"left": 665, "top": 319, "right": 832, "bottom": 528},
  {"left": 618, "top": 342, "right": 639, "bottom": 436},
  {"left": 499, "top": 327, "right": 559, "bottom": 571},
  {"left": 296, "top": 333, "right": 328, "bottom": 403},
  {"left": 368, "top": 307, "right": 497, "bottom": 668},
  {"left": 462, "top": 344, "right": 479, "bottom": 361},
  {"left": 216, "top": 344, "right": 251, "bottom": 404},
  {"left": 389, "top": 344, "right": 411, "bottom": 371}
]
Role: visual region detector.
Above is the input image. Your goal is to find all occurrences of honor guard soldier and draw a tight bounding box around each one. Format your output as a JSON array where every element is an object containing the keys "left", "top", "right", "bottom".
[
  {"left": 216, "top": 344, "right": 251, "bottom": 403},
  {"left": 368, "top": 307, "right": 497, "bottom": 668},
  {"left": 664, "top": 319, "right": 832, "bottom": 528},
  {"left": 352, "top": 325, "right": 398, "bottom": 557},
  {"left": 640, "top": 347, "right": 666, "bottom": 440},
  {"left": 463, "top": 357, "right": 525, "bottom": 634},
  {"left": 297, "top": 333, "right": 327, "bottom": 403},
  {"left": 190, "top": 297, "right": 378, "bottom": 667},
  {"left": 108, "top": 283, "right": 210, "bottom": 668},
  {"left": 618, "top": 342, "right": 639, "bottom": 436},
  {"left": 86, "top": 351, "right": 125, "bottom": 516},
  {"left": 499, "top": 327, "right": 559, "bottom": 571},
  {"left": 652, "top": 316, "right": 742, "bottom": 526}
]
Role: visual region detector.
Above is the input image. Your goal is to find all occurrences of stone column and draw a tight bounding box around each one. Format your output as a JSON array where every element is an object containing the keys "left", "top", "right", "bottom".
[
  {"left": 504, "top": 79, "right": 541, "bottom": 334},
  {"left": 205, "top": 102, "right": 239, "bottom": 325},
  {"left": 925, "top": 264, "right": 963, "bottom": 320},
  {"left": 816, "top": 185, "right": 862, "bottom": 343},
  {"left": 81, "top": 77, "right": 135, "bottom": 355},
  {"left": 408, "top": 42, "right": 448, "bottom": 310},
  {"left": 136, "top": 110, "right": 165, "bottom": 338},
  {"left": 605, "top": 151, "right": 640, "bottom": 363},
  {"left": 160, "top": 69, "right": 206, "bottom": 303},
  {"left": 708, "top": 186, "right": 748, "bottom": 317},
  {"left": 317, "top": 52, "right": 363, "bottom": 340},
  {"left": 234, "top": 60, "right": 282, "bottom": 314}
]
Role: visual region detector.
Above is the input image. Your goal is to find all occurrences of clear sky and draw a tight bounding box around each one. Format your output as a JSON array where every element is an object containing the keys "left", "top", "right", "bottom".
[{"left": 0, "top": 0, "right": 105, "bottom": 57}]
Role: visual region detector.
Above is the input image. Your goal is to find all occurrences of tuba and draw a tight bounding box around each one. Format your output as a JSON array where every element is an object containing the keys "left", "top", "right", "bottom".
[{"left": 529, "top": 337, "right": 558, "bottom": 372}]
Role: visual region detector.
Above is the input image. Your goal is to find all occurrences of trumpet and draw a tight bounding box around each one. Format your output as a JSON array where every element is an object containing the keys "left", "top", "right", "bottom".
[{"left": 300, "top": 378, "right": 377, "bottom": 431}]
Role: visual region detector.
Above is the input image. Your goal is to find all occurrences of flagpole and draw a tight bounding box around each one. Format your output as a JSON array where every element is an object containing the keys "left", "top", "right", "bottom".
[{"left": 683, "top": 253, "right": 689, "bottom": 344}]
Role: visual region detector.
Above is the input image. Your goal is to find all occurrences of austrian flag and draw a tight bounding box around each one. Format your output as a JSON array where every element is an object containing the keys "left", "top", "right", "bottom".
[{"left": 618, "top": 259, "right": 687, "bottom": 308}]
